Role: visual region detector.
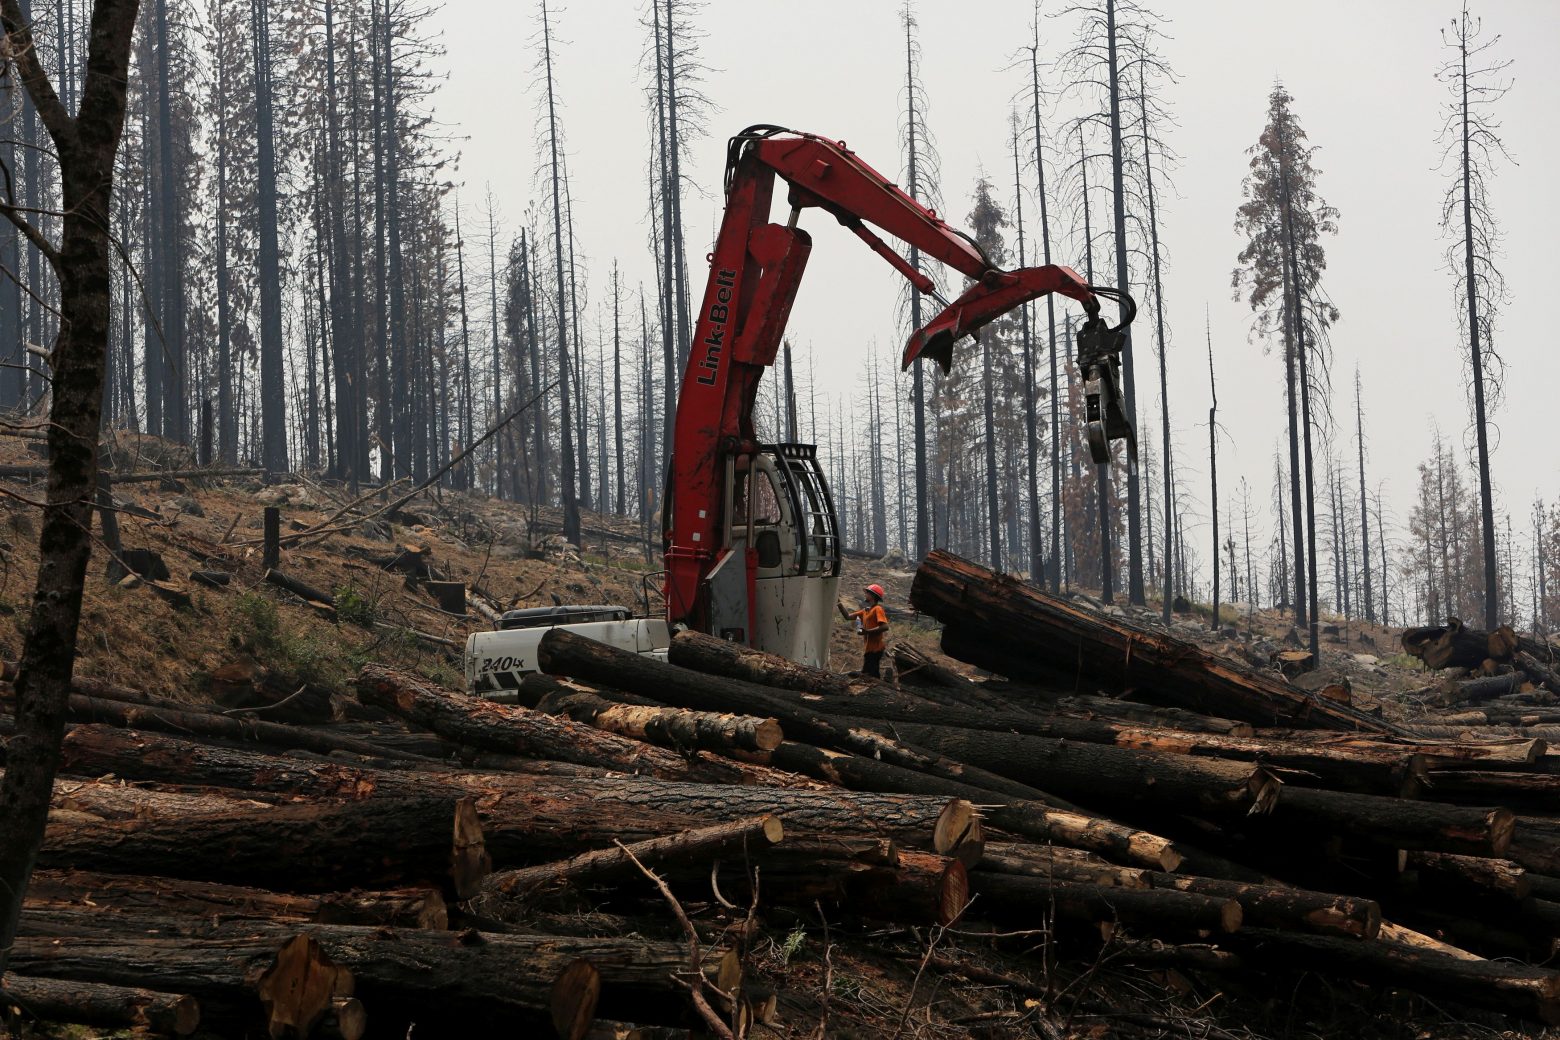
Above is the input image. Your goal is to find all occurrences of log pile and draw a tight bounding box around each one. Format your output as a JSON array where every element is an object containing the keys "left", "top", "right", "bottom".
[{"left": 6, "top": 548, "right": 1560, "bottom": 1035}]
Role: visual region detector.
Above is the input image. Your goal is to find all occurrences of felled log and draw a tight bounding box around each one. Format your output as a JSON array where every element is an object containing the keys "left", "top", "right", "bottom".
[
  {"left": 537, "top": 629, "right": 1066, "bottom": 804},
  {"left": 1059, "top": 694, "right": 1257, "bottom": 736},
  {"left": 667, "top": 648, "right": 1269, "bottom": 756},
  {"left": 843, "top": 715, "right": 1428, "bottom": 795},
  {"left": 1401, "top": 852, "right": 1531, "bottom": 901},
  {"left": 36, "top": 791, "right": 490, "bottom": 898},
  {"left": 1440, "top": 672, "right": 1526, "bottom": 706},
  {"left": 1228, "top": 928, "right": 1560, "bottom": 1024},
  {"left": 355, "top": 665, "right": 776, "bottom": 785},
  {"left": 973, "top": 874, "right": 1243, "bottom": 935},
  {"left": 1402, "top": 619, "right": 1512, "bottom": 671},
  {"left": 8, "top": 927, "right": 350, "bottom": 1038},
  {"left": 58, "top": 724, "right": 983, "bottom": 864},
  {"left": 974, "top": 851, "right": 1378, "bottom": 939},
  {"left": 480, "top": 815, "right": 784, "bottom": 903},
  {"left": 1508, "top": 818, "right": 1560, "bottom": 875},
  {"left": 835, "top": 721, "right": 1281, "bottom": 817},
  {"left": 1418, "top": 769, "right": 1560, "bottom": 811},
  {"left": 2, "top": 682, "right": 427, "bottom": 762},
  {"left": 536, "top": 685, "right": 784, "bottom": 754},
  {"left": 263, "top": 567, "right": 336, "bottom": 613},
  {"left": 27, "top": 869, "right": 450, "bottom": 928},
  {"left": 12, "top": 912, "right": 713, "bottom": 1040},
  {"left": 891, "top": 642, "right": 980, "bottom": 691},
  {"left": 1267, "top": 788, "right": 1515, "bottom": 858},
  {"left": 669, "top": 629, "right": 856, "bottom": 697},
  {"left": 912, "top": 550, "right": 1394, "bottom": 732},
  {"left": 0, "top": 975, "right": 200, "bottom": 1036},
  {"left": 1517, "top": 651, "right": 1560, "bottom": 693}
]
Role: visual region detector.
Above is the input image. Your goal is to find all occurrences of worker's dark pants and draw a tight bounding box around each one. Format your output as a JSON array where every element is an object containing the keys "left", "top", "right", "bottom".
[{"left": 863, "top": 650, "right": 883, "bottom": 679}]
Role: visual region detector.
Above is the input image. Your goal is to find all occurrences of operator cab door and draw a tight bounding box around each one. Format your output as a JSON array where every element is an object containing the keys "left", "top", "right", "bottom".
[{"left": 726, "top": 446, "right": 840, "bottom": 668}]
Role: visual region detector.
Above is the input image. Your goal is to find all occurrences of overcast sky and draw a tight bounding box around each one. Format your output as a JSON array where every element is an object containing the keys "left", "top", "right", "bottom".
[{"left": 430, "top": 0, "right": 1559, "bottom": 575}]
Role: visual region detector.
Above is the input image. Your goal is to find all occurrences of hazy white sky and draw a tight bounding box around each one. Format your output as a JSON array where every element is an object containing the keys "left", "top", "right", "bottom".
[{"left": 431, "top": 0, "right": 1560, "bottom": 568}]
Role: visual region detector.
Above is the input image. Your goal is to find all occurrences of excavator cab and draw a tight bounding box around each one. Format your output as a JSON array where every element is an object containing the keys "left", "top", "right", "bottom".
[{"left": 706, "top": 444, "right": 841, "bottom": 668}]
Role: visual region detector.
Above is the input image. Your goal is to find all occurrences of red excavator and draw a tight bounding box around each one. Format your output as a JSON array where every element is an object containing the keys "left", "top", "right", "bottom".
[
  {"left": 662, "top": 125, "right": 1136, "bottom": 667},
  {"left": 464, "top": 125, "right": 1134, "bottom": 694}
]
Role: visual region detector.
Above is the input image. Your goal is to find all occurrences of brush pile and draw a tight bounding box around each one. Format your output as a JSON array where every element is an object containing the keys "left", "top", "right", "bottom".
[{"left": 4, "top": 548, "right": 1560, "bottom": 1038}]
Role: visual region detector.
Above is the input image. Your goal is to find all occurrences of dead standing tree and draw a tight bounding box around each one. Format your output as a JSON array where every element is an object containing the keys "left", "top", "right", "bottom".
[
  {"left": 1437, "top": 3, "right": 1512, "bottom": 632},
  {"left": 1233, "top": 85, "right": 1339, "bottom": 655},
  {"left": 536, "top": 0, "right": 580, "bottom": 545},
  {"left": 898, "top": 1, "right": 943, "bottom": 561},
  {"left": 1056, "top": 0, "right": 1167, "bottom": 606},
  {"left": 0, "top": 0, "right": 143, "bottom": 974}
]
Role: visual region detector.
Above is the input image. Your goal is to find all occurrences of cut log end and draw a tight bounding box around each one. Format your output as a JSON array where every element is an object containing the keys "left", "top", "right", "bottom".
[
  {"left": 451, "top": 797, "right": 492, "bottom": 900},
  {"left": 257, "top": 934, "right": 354, "bottom": 1039},
  {"left": 323, "top": 996, "right": 368, "bottom": 1040},
  {"left": 753, "top": 718, "right": 784, "bottom": 752},
  {"left": 759, "top": 815, "right": 785, "bottom": 844},
  {"left": 1489, "top": 809, "right": 1517, "bottom": 858},
  {"left": 940, "top": 860, "right": 971, "bottom": 927},
  {"left": 932, "top": 799, "right": 985, "bottom": 867},
  {"left": 1218, "top": 898, "right": 1244, "bottom": 934},
  {"left": 551, "top": 958, "right": 603, "bottom": 1040}
]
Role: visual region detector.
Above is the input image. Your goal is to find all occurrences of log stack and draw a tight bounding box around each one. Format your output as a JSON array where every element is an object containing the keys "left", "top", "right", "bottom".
[{"left": 6, "top": 546, "right": 1560, "bottom": 1034}]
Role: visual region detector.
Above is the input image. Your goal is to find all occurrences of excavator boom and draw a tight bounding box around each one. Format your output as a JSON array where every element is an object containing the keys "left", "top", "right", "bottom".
[{"left": 664, "top": 126, "right": 1134, "bottom": 647}]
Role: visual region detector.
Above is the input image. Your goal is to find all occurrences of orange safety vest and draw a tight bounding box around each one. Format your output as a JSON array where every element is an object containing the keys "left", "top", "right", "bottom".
[{"left": 851, "top": 604, "right": 889, "bottom": 653}]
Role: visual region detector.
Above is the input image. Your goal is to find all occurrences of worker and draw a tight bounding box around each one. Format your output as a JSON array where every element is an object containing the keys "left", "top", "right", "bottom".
[{"left": 838, "top": 583, "right": 890, "bottom": 678}]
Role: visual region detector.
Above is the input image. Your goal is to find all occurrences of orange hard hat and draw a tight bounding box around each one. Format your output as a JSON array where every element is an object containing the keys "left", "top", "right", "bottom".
[{"left": 865, "top": 584, "right": 886, "bottom": 599}]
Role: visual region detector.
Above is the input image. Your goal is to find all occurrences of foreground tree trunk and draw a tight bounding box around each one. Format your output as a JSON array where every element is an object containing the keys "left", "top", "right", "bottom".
[{"left": 0, "top": 0, "right": 142, "bottom": 977}]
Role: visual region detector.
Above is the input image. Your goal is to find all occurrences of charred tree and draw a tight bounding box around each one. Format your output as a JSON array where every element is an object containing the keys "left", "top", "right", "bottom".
[{"left": 0, "top": 0, "right": 143, "bottom": 975}]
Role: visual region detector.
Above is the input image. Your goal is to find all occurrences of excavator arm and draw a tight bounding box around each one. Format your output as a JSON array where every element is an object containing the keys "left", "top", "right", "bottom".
[{"left": 665, "top": 125, "right": 1134, "bottom": 635}]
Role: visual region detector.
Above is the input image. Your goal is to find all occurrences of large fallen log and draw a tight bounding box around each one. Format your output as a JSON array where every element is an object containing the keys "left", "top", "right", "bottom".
[
  {"left": 35, "top": 791, "right": 490, "bottom": 898},
  {"left": 1440, "top": 672, "right": 1526, "bottom": 706},
  {"left": 974, "top": 850, "right": 1379, "bottom": 939},
  {"left": 669, "top": 629, "right": 858, "bottom": 697},
  {"left": 1401, "top": 851, "right": 1530, "bottom": 901},
  {"left": 672, "top": 634, "right": 1273, "bottom": 755},
  {"left": 57, "top": 725, "right": 984, "bottom": 864},
  {"left": 911, "top": 550, "right": 1396, "bottom": 733},
  {"left": 355, "top": 664, "right": 774, "bottom": 784},
  {"left": 845, "top": 715, "right": 1428, "bottom": 796},
  {"left": 691, "top": 845, "right": 970, "bottom": 928},
  {"left": 671, "top": 629, "right": 1013, "bottom": 713},
  {"left": 1269, "top": 788, "right": 1515, "bottom": 858},
  {"left": 536, "top": 629, "right": 1069, "bottom": 805},
  {"left": 479, "top": 816, "right": 785, "bottom": 903},
  {"left": 7, "top": 927, "right": 351, "bottom": 1038},
  {"left": 0, "top": 683, "right": 427, "bottom": 762},
  {"left": 972, "top": 874, "right": 1243, "bottom": 935},
  {"left": 0, "top": 975, "right": 200, "bottom": 1036},
  {"left": 822, "top": 720, "right": 1281, "bottom": 817},
  {"left": 1402, "top": 619, "right": 1515, "bottom": 671},
  {"left": 1517, "top": 651, "right": 1560, "bottom": 693},
  {"left": 535, "top": 684, "right": 784, "bottom": 754},
  {"left": 27, "top": 869, "right": 449, "bottom": 928},
  {"left": 1228, "top": 928, "right": 1560, "bottom": 1024},
  {"left": 12, "top": 911, "right": 713, "bottom": 1040}
]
